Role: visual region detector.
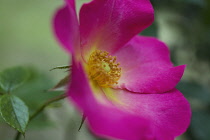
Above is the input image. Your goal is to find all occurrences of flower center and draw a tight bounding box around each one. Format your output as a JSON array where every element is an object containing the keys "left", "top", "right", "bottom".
[{"left": 87, "top": 50, "right": 121, "bottom": 87}]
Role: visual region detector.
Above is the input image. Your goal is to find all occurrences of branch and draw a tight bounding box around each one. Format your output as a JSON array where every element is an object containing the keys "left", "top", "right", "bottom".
[{"left": 14, "top": 93, "right": 67, "bottom": 140}]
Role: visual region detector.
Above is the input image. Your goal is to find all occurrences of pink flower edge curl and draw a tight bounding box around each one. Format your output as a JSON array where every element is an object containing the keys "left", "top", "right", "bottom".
[{"left": 53, "top": 0, "right": 191, "bottom": 140}]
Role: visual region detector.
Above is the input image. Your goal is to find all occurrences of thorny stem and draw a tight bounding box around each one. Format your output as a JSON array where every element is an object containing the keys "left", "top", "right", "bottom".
[
  {"left": 78, "top": 114, "right": 86, "bottom": 131},
  {"left": 14, "top": 93, "right": 67, "bottom": 140}
]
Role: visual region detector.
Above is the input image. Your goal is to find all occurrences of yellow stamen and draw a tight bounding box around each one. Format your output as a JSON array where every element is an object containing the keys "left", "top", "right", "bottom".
[{"left": 87, "top": 50, "right": 121, "bottom": 87}]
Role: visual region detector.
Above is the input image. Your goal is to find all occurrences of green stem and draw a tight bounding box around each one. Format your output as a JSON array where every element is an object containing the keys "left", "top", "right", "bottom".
[
  {"left": 29, "top": 93, "right": 66, "bottom": 121},
  {"left": 14, "top": 93, "right": 67, "bottom": 140},
  {"left": 14, "top": 132, "right": 21, "bottom": 140}
]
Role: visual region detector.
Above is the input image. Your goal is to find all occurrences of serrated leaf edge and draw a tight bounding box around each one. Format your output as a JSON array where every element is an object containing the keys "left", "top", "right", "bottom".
[{"left": 0, "top": 95, "right": 29, "bottom": 134}]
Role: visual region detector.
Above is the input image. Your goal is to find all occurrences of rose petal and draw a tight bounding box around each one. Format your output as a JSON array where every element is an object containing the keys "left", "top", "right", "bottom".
[
  {"left": 79, "top": 0, "right": 154, "bottom": 60},
  {"left": 114, "top": 88, "right": 191, "bottom": 139},
  {"left": 69, "top": 59, "right": 155, "bottom": 140},
  {"left": 114, "top": 36, "right": 185, "bottom": 93},
  {"left": 53, "top": 2, "right": 79, "bottom": 53},
  {"left": 68, "top": 58, "right": 191, "bottom": 140}
]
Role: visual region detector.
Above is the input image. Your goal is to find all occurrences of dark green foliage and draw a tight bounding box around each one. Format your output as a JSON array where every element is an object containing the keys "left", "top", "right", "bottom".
[
  {"left": 177, "top": 81, "right": 210, "bottom": 140},
  {"left": 0, "top": 66, "right": 63, "bottom": 134},
  {"left": 177, "top": 81, "right": 210, "bottom": 104},
  {"left": 0, "top": 94, "right": 29, "bottom": 134},
  {"left": 190, "top": 111, "right": 210, "bottom": 140},
  {"left": 13, "top": 67, "right": 62, "bottom": 111},
  {"left": 140, "top": 23, "right": 158, "bottom": 37},
  {"left": 13, "top": 67, "right": 62, "bottom": 129},
  {"left": 0, "top": 67, "right": 30, "bottom": 93}
]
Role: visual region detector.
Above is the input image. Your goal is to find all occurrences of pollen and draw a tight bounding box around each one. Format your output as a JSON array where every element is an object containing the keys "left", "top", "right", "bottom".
[{"left": 87, "top": 50, "right": 121, "bottom": 87}]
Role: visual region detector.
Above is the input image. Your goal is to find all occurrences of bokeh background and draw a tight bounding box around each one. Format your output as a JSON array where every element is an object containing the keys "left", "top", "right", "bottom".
[{"left": 0, "top": 0, "right": 210, "bottom": 139}]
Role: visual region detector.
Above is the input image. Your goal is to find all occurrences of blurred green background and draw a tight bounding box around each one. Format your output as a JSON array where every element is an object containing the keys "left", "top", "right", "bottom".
[{"left": 0, "top": 0, "right": 210, "bottom": 140}]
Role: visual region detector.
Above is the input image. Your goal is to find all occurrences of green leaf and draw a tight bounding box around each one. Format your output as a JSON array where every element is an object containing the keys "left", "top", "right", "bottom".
[
  {"left": 0, "top": 67, "right": 30, "bottom": 93},
  {"left": 0, "top": 94, "right": 29, "bottom": 134},
  {"left": 14, "top": 68, "right": 62, "bottom": 111},
  {"left": 14, "top": 67, "right": 62, "bottom": 129},
  {"left": 0, "top": 86, "right": 4, "bottom": 95}
]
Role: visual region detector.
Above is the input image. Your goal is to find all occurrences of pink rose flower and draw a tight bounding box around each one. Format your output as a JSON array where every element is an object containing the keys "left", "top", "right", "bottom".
[{"left": 53, "top": 0, "right": 191, "bottom": 139}]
